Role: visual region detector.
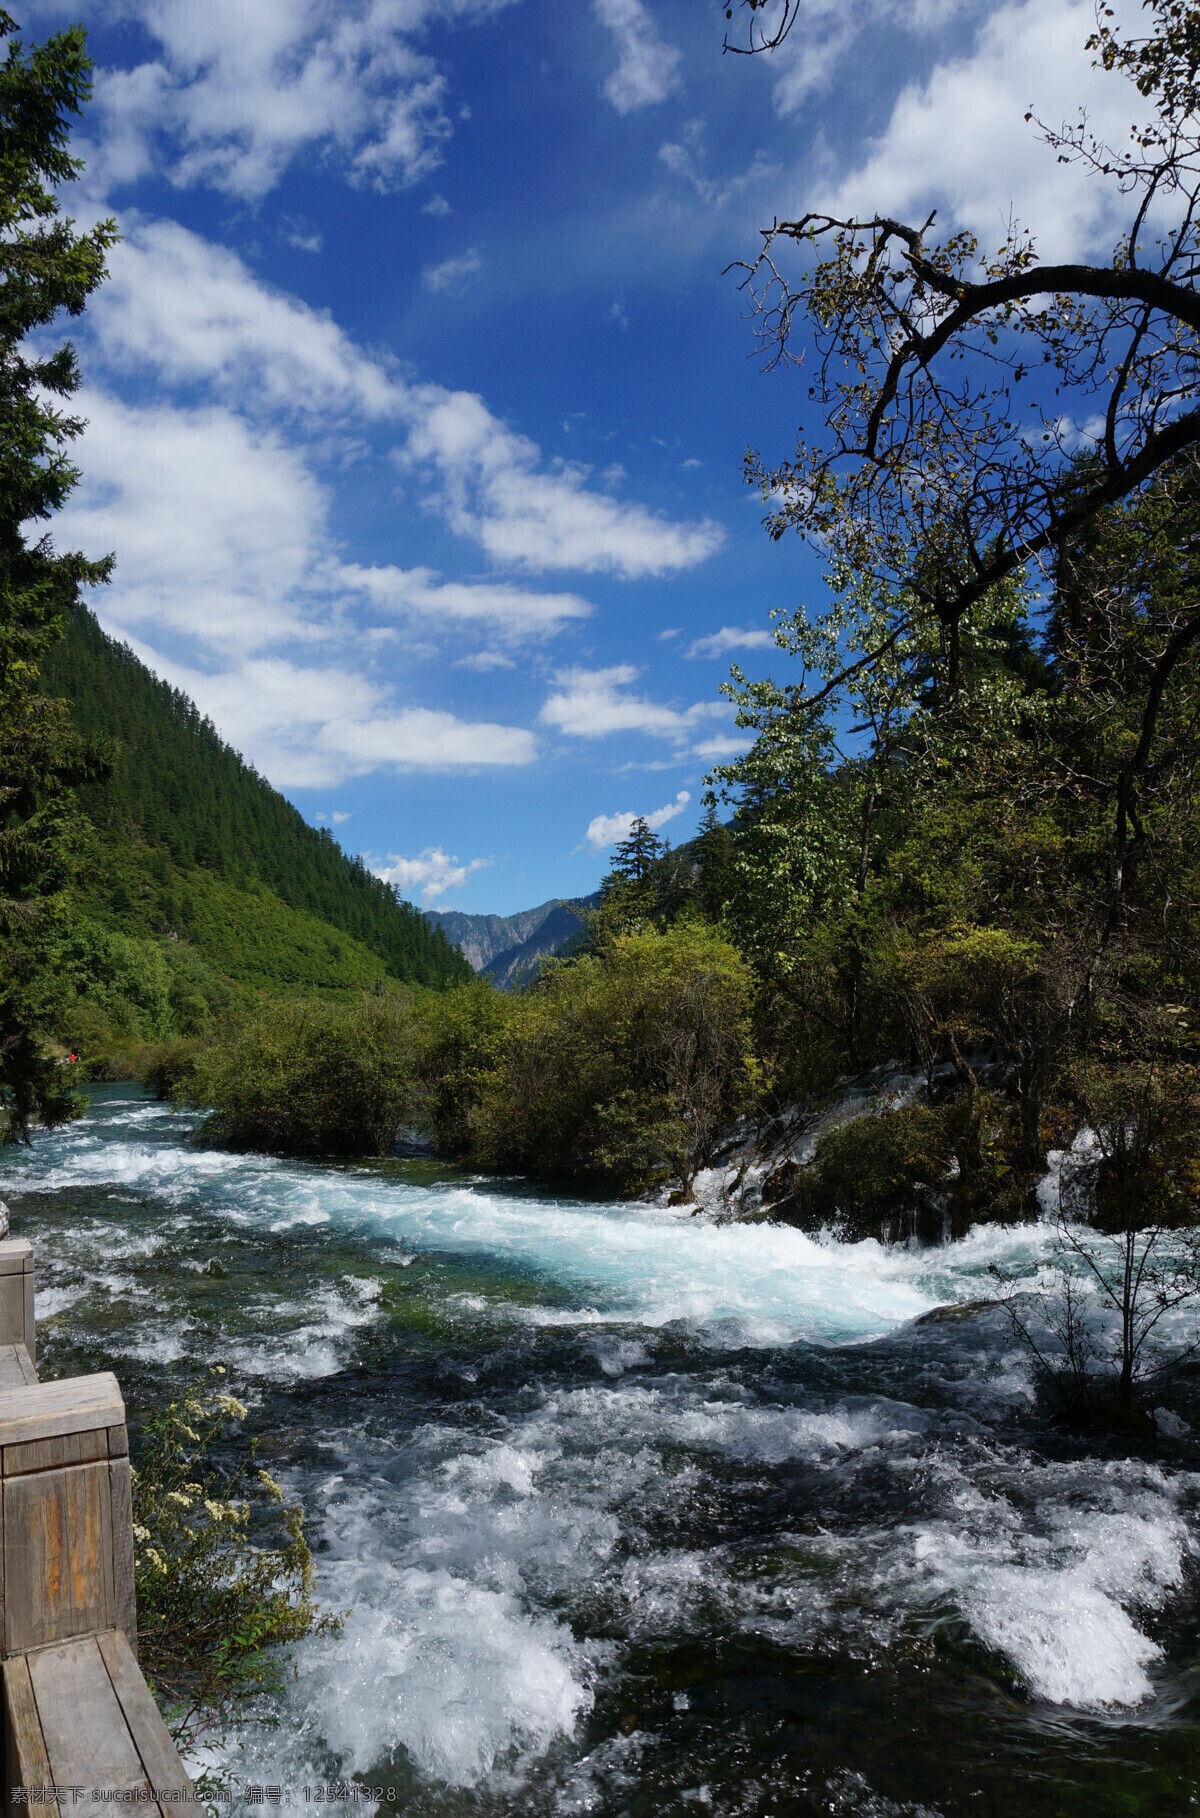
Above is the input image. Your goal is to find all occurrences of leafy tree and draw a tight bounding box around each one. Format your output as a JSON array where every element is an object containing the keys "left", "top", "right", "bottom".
[
  {"left": 186, "top": 992, "right": 415, "bottom": 1157},
  {"left": 731, "top": 0, "right": 1200, "bottom": 724},
  {"left": 0, "top": 11, "right": 115, "bottom": 1140},
  {"left": 472, "top": 921, "right": 759, "bottom": 1196}
]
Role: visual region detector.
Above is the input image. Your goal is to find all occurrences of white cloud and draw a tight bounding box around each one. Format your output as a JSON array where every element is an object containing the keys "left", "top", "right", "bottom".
[
  {"left": 85, "top": 221, "right": 722, "bottom": 586},
  {"left": 541, "top": 664, "right": 687, "bottom": 738},
  {"left": 90, "top": 218, "right": 406, "bottom": 421},
  {"left": 281, "top": 217, "right": 323, "bottom": 253},
  {"left": 693, "top": 733, "right": 751, "bottom": 761},
  {"left": 824, "top": 0, "right": 1138, "bottom": 260},
  {"left": 657, "top": 134, "right": 779, "bottom": 210},
  {"left": 332, "top": 811, "right": 352, "bottom": 824},
  {"left": 374, "top": 847, "right": 492, "bottom": 905},
  {"left": 540, "top": 664, "right": 731, "bottom": 743},
  {"left": 79, "top": 0, "right": 518, "bottom": 201},
  {"left": 404, "top": 386, "right": 725, "bottom": 576},
  {"left": 59, "top": 390, "right": 335, "bottom": 656},
  {"left": 422, "top": 248, "right": 483, "bottom": 293},
  {"left": 55, "top": 390, "right": 545, "bottom": 785},
  {"left": 687, "top": 625, "right": 776, "bottom": 659},
  {"left": 768, "top": 0, "right": 971, "bottom": 115},
  {"left": 108, "top": 634, "right": 535, "bottom": 788},
  {"left": 594, "top": 0, "right": 682, "bottom": 115},
  {"left": 455, "top": 649, "right": 517, "bottom": 671},
  {"left": 341, "top": 565, "right": 593, "bottom": 639},
  {"left": 423, "top": 193, "right": 452, "bottom": 216},
  {"left": 585, "top": 790, "right": 690, "bottom": 850},
  {"left": 322, "top": 710, "right": 534, "bottom": 774}
]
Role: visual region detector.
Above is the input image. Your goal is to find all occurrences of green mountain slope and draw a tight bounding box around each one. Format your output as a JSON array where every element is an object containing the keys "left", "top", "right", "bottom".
[{"left": 40, "top": 611, "right": 468, "bottom": 1055}]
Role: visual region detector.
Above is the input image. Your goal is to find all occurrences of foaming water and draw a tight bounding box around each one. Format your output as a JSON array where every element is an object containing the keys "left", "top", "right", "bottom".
[{"left": 3, "top": 1087, "right": 1199, "bottom": 1815}]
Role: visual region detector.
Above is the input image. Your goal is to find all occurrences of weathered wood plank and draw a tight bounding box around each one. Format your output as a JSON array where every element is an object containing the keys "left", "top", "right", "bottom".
[
  {"left": 0, "top": 1280, "right": 23, "bottom": 1354},
  {"left": 0, "top": 1242, "right": 32, "bottom": 1279},
  {"left": 28, "top": 1635, "right": 151, "bottom": 1793},
  {"left": 14, "top": 1346, "right": 37, "bottom": 1388},
  {"left": 22, "top": 1269, "right": 33, "bottom": 1366},
  {"left": 0, "top": 1348, "right": 30, "bottom": 1393},
  {"left": 2, "top": 1654, "right": 52, "bottom": 1806},
  {"left": 107, "top": 1422, "right": 129, "bottom": 1458},
  {"left": 4, "top": 1462, "right": 112, "bottom": 1653},
  {"left": 3, "top": 1428, "right": 108, "bottom": 1478},
  {"left": 97, "top": 1630, "right": 196, "bottom": 1811},
  {"left": 0, "top": 1376, "right": 124, "bottom": 1450},
  {"left": 107, "top": 1458, "right": 135, "bottom": 1654}
]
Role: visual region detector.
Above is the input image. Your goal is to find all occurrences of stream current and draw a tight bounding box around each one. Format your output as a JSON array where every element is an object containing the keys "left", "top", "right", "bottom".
[{"left": 2, "top": 1085, "right": 1198, "bottom": 1815}]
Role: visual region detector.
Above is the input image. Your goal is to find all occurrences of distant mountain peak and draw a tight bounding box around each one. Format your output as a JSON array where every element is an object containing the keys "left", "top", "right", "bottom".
[{"left": 425, "top": 893, "right": 598, "bottom": 983}]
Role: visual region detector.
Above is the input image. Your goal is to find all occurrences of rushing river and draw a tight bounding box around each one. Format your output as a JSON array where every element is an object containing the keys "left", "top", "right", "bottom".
[{"left": 2, "top": 1086, "right": 1198, "bottom": 1814}]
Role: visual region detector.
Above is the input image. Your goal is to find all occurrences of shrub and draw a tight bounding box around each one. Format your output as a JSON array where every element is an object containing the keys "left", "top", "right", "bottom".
[
  {"left": 132, "top": 1373, "right": 339, "bottom": 1771},
  {"left": 409, "top": 977, "right": 519, "bottom": 1154},
  {"left": 472, "top": 919, "right": 759, "bottom": 1195},
  {"left": 187, "top": 991, "right": 414, "bottom": 1155},
  {"left": 778, "top": 1103, "right": 955, "bottom": 1241}
]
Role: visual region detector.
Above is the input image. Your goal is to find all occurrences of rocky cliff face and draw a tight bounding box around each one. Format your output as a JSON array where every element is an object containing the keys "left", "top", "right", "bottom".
[{"left": 424, "top": 894, "right": 598, "bottom": 982}]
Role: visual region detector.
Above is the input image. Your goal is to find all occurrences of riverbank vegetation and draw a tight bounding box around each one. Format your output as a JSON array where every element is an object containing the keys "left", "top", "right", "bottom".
[
  {"left": 131, "top": 1371, "right": 339, "bottom": 1772},
  {"left": 157, "top": 451, "right": 1200, "bottom": 1246}
]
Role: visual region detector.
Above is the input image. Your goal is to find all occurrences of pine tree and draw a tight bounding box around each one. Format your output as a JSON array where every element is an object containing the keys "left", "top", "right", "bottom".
[
  {"left": 609, "top": 816, "right": 664, "bottom": 884},
  {"left": 0, "top": 12, "right": 116, "bottom": 1141}
]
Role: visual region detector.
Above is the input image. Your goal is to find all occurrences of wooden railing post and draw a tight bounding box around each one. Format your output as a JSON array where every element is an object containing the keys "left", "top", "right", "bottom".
[
  {"left": 0, "top": 1245, "right": 34, "bottom": 1373},
  {"left": 0, "top": 1246, "right": 196, "bottom": 1809}
]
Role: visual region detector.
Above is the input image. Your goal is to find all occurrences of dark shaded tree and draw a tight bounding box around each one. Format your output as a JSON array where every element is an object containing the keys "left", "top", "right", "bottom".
[{"left": 0, "top": 11, "right": 116, "bottom": 1141}]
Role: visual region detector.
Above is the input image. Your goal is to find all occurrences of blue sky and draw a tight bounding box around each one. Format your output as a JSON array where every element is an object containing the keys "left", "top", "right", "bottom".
[{"left": 30, "top": 0, "right": 1134, "bottom": 913}]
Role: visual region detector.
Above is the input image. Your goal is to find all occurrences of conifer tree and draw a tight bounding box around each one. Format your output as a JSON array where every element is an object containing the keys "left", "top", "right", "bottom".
[
  {"left": 0, "top": 11, "right": 115, "bottom": 1141},
  {"left": 609, "top": 816, "right": 664, "bottom": 884}
]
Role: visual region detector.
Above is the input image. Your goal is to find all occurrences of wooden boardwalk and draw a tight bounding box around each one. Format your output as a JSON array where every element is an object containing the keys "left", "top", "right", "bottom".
[{"left": 0, "top": 1240, "right": 196, "bottom": 1810}]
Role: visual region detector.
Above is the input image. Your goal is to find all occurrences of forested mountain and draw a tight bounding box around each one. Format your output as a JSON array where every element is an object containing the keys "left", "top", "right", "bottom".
[{"left": 37, "top": 611, "right": 468, "bottom": 1062}]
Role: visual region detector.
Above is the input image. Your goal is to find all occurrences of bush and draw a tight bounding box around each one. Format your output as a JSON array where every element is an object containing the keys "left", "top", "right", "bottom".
[
  {"left": 409, "top": 977, "right": 519, "bottom": 1154},
  {"left": 772, "top": 1090, "right": 1034, "bottom": 1242},
  {"left": 472, "top": 919, "right": 759, "bottom": 1195},
  {"left": 776, "top": 1103, "right": 956, "bottom": 1241},
  {"left": 132, "top": 1372, "right": 339, "bottom": 1772},
  {"left": 186, "top": 991, "right": 414, "bottom": 1155},
  {"left": 138, "top": 1035, "right": 204, "bottom": 1101}
]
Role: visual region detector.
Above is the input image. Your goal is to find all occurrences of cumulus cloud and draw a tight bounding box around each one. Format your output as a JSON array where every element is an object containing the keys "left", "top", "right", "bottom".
[
  {"left": 594, "top": 0, "right": 682, "bottom": 115},
  {"left": 455, "top": 649, "right": 517, "bottom": 671},
  {"left": 540, "top": 664, "right": 731, "bottom": 744},
  {"left": 404, "top": 387, "right": 725, "bottom": 576},
  {"left": 687, "top": 625, "right": 776, "bottom": 659},
  {"left": 59, "top": 390, "right": 336, "bottom": 656},
  {"left": 84, "top": 221, "right": 723, "bottom": 587},
  {"left": 585, "top": 790, "right": 690, "bottom": 850},
  {"left": 89, "top": 218, "right": 406, "bottom": 421},
  {"left": 769, "top": 0, "right": 972, "bottom": 114},
  {"left": 374, "top": 847, "right": 492, "bottom": 904},
  {"left": 106, "top": 635, "right": 535, "bottom": 789},
  {"left": 693, "top": 732, "right": 751, "bottom": 762},
  {"left": 77, "top": 0, "right": 518, "bottom": 201},
  {"left": 823, "top": 0, "right": 1138, "bottom": 260}
]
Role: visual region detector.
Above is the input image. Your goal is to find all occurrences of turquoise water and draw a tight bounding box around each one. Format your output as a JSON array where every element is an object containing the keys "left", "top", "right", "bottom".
[{"left": 3, "top": 1086, "right": 1198, "bottom": 1814}]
